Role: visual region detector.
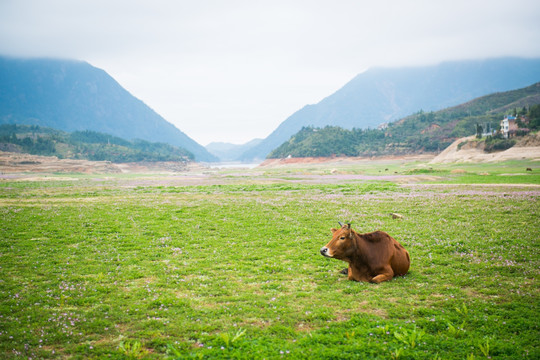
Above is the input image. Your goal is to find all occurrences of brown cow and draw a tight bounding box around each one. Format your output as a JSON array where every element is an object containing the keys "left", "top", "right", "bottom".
[{"left": 320, "top": 223, "right": 410, "bottom": 283}]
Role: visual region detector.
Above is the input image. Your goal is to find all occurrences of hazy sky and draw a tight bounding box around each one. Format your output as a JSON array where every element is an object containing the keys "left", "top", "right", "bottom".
[{"left": 1, "top": 0, "right": 540, "bottom": 145}]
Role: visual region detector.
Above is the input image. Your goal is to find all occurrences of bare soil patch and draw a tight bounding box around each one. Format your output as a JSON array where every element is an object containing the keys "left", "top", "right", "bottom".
[
  {"left": 0, "top": 151, "right": 121, "bottom": 173},
  {"left": 259, "top": 154, "right": 435, "bottom": 168},
  {"left": 0, "top": 151, "right": 195, "bottom": 175}
]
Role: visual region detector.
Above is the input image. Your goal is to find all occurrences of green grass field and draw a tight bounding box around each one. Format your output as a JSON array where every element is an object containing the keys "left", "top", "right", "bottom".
[{"left": 1, "top": 160, "right": 539, "bottom": 359}]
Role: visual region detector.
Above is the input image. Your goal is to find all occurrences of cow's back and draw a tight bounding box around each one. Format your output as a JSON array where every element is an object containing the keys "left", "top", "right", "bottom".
[
  {"left": 358, "top": 231, "right": 410, "bottom": 276},
  {"left": 361, "top": 230, "right": 389, "bottom": 243}
]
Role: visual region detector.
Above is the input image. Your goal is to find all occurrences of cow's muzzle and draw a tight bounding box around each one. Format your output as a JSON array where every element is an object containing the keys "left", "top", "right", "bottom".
[{"left": 320, "top": 247, "right": 332, "bottom": 257}]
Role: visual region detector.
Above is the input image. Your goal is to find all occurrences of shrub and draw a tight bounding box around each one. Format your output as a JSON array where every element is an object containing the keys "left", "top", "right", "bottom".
[{"left": 484, "top": 138, "right": 516, "bottom": 153}]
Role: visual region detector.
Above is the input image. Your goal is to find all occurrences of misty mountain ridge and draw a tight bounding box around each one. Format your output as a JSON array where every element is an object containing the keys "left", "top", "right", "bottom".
[
  {"left": 268, "top": 82, "right": 540, "bottom": 159},
  {"left": 0, "top": 56, "right": 217, "bottom": 162},
  {"left": 240, "top": 57, "right": 540, "bottom": 161},
  {"left": 3, "top": 55, "right": 540, "bottom": 163}
]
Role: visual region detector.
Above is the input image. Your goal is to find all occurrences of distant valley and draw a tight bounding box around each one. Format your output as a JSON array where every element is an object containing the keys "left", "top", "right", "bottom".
[
  {"left": 2, "top": 56, "right": 540, "bottom": 164},
  {"left": 206, "top": 139, "right": 262, "bottom": 162}
]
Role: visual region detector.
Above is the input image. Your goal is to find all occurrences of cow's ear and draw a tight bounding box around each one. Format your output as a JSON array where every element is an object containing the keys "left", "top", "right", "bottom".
[{"left": 331, "top": 228, "right": 337, "bottom": 233}]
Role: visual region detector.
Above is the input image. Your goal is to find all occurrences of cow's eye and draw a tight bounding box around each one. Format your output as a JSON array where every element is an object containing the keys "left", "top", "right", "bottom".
[{"left": 339, "top": 236, "right": 345, "bottom": 240}]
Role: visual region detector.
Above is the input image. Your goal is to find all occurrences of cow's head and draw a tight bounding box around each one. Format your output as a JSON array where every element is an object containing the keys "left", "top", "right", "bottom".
[{"left": 320, "top": 222, "right": 356, "bottom": 260}]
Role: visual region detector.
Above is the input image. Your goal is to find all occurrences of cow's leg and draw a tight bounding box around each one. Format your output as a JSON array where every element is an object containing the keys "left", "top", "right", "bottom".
[
  {"left": 348, "top": 264, "right": 371, "bottom": 282},
  {"left": 370, "top": 267, "right": 394, "bottom": 284}
]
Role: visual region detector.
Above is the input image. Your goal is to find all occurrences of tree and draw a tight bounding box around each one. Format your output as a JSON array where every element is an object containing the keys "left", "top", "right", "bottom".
[
  {"left": 476, "top": 124, "right": 483, "bottom": 139},
  {"left": 528, "top": 104, "right": 540, "bottom": 130}
]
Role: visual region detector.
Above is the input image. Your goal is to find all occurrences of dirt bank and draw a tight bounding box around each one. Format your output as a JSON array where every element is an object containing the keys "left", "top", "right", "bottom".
[{"left": 430, "top": 133, "right": 540, "bottom": 163}]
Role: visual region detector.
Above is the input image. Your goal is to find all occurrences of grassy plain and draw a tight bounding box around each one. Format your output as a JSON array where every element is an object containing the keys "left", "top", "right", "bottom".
[{"left": 1, "top": 160, "right": 539, "bottom": 359}]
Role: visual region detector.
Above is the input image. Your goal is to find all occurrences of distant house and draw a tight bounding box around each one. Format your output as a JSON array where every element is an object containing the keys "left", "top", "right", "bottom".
[
  {"left": 500, "top": 116, "right": 517, "bottom": 138},
  {"left": 500, "top": 115, "right": 529, "bottom": 138}
]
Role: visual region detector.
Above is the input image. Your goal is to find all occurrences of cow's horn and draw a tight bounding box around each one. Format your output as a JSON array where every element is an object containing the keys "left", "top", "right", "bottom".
[{"left": 338, "top": 221, "right": 344, "bottom": 227}]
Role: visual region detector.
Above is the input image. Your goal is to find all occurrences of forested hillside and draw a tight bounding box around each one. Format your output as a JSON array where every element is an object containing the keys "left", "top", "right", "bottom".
[
  {"left": 268, "top": 83, "right": 540, "bottom": 158},
  {"left": 242, "top": 58, "right": 540, "bottom": 161},
  {"left": 0, "top": 56, "right": 217, "bottom": 161},
  {"left": 0, "top": 125, "right": 194, "bottom": 163}
]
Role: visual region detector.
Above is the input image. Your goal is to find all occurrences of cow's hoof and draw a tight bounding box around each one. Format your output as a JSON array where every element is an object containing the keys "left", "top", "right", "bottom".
[{"left": 339, "top": 268, "right": 348, "bottom": 275}]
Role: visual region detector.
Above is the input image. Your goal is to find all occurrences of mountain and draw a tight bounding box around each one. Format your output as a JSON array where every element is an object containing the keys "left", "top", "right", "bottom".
[
  {"left": 206, "top": 138, "right": 263, "bottom": 162},
  {"left": 0, "top": 56, "right": 217, "bottom": 162},
  {"left": 267, "top": 82, "right": 540, "bottom": 158},
  {"left": 240, "top": 58, "right": 540, "bottom": 161}
]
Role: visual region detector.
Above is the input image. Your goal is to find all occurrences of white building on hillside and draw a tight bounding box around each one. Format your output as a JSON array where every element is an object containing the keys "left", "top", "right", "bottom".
[{"left": 500, "top": 116, "right": 517, "bottom": 139}]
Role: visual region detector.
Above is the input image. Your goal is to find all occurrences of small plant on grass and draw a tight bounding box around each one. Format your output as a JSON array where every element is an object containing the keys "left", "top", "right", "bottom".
[
  {"left": 446, "top": 321, "right": 467, "bottom": 338},
  {"left": 219, "top": 328, "right": 246, "bottom": 348},
  {"left": 375, "top": 324, "right": 391, "bottom": 335},
  {"left": 393, "top": 325, "right": 425, "bottom": 349},
  {"left": 455, "top": 304, "right": 468, "bottom": 316},
  {"left": 167, "top": 344, "right": 204, "bottom": 360},
  {"left": 477, "top": 339, "right": 491, "bottom": 358},
  {"left": 390, "top": 347, "right": 405, "bottom": 359},
  {"left": 119, "top": 340, "right": 148, "bottom": 359},
  {"left": 445, "top": 304, "right": 468, "bottom": 338}
]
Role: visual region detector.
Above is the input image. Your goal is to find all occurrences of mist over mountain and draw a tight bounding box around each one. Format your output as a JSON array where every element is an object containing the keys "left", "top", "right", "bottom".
[
  {"left": 267, "top": 82, "right": 540, "bottom": 159},
  {"left": 240, "top": 58, "right": 540, "bottom": 161},
  {"left": 0, "top": 56, "right": 217, "bottom": 162}
]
